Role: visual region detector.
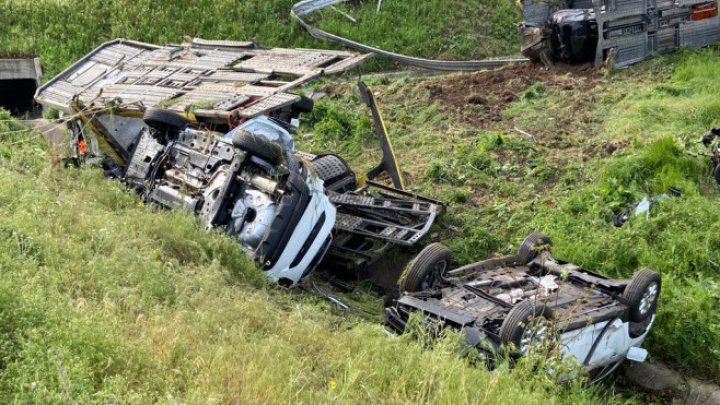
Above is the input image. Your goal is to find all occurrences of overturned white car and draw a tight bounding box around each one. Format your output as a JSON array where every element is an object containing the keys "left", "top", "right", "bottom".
[{"left": 386, "top": 233, "right": 660, "bottom": 383}]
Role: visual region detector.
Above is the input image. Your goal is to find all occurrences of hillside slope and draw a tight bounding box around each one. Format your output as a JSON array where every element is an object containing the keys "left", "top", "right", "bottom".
[
  {"left": 0, "top": 114, "right": 618, "bottom": 403},
  {"left": 0, "top": 0, "right": 520, "bottom": 78},
  {"left": 0, "top": 0, "right": 719, "bottom": 402}
]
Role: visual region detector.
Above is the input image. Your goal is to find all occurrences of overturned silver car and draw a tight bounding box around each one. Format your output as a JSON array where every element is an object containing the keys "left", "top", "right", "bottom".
[{"left": 35, "top": 38, "right": 442, "bottom": 287}]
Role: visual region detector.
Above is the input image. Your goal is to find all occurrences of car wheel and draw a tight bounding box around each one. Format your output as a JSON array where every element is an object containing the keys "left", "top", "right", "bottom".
[
  {"left": 232, "top": 130, "right": 284, "bottom": 165},
  {"left": 623, "top": 268, "right": 661, "bottom": 322},
  {"left": 400, "top": 243, "right": 453, "bottom": 293},
  {"left": 311, "top": 154, "right": 356, "bottom": 192},
  {"left": 500, "top": 300, "right": 555, "bottom": 354},
  {"left": 143, "top": 108, "right": 190, "bottom": 133},
  {"left": 516, "top": 232, "right": 553, "bottom": 264}
]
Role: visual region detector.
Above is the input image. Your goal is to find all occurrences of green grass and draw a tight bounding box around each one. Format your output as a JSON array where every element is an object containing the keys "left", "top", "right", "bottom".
[
  {"left": 0, "top": 111, "right": 627, "bottom": 403},
  {"left": 2, "top": 0, "right": 720, "bottom": 400},
  {"left": 0, "top": 0, "right": 521, "bottom": 79}
]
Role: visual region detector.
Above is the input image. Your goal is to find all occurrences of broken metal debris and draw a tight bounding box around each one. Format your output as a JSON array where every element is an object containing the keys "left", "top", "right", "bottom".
[
  {"left": 312, "top": 281, "right": 350, "bottom": 310},
  {"left": 520, "top": 0, "right": 720, "bottom": 68},
  {"left": 386, "top": 233, "right": 661, "bottom": 384},
  {"left": 702, "top": 128, "right": 720, "bottom": 184},
  {"left": 613, "top": 187, "right": 682, "bottom": 227}
]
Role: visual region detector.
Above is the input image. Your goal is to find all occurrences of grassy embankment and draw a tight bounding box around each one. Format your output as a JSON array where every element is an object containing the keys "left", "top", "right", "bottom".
[
  {"left": 0, "top": 0, "right": 718, "bottom": 402},
  {"left": 0, "top": 112, "right": 620, "bottom": 403},
  {"left": 0, "top": 0, "right": 520, "bottom": 78}
]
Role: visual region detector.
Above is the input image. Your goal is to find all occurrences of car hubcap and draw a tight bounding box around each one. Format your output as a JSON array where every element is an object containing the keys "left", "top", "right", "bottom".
[
  {"left": 520, "top": 317, "right": 548, "bottom": 354},
  {"left": 639, "top": 282, "right": 658, "bottom": 315}
]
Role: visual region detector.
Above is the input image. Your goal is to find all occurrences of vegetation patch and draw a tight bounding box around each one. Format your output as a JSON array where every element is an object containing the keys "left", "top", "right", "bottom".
[{"left": 0, "top": 0, "right": 522, "bottom": 79}]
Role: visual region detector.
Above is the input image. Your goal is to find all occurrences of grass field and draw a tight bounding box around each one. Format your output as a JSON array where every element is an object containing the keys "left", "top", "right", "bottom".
[
  {"left": 0, "top": 0, "right": 520, "bottom": 78},
  {"left": 0, "top": 0, "right": 719, "bottom": 402}
]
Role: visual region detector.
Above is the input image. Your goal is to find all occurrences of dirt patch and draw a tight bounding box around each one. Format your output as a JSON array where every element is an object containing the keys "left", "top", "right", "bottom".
[
  {"left": 624, "top": 361, "right": 720, "bottom": 404},
  {"left": 424, "top": 63, "right": 600, "bottom": 126}
]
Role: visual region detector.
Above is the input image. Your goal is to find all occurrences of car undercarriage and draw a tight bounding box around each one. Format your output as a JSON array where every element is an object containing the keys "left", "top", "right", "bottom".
[{"left": 386, "top": 233, "right": 660, "bottom": 383}]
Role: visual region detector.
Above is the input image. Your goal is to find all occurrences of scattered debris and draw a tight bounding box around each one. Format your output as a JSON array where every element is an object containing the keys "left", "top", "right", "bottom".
[
  {"left": 312, "top": 281, "right": 350, "bottom": 310},
  {"left": 330, "top": 5, "right": 357, "bottom": 23},
  {"left": 513, "top": 127, "right": 536, "bottom": 142},
  {"left": 702, "top": 128, "right": 720, "bottom": 184},
  {"left": 613, "top": 187, "right": 682, "bottom": 227},
  {"left": 386, "top": 233, "right": 660, "bottom": 383}
]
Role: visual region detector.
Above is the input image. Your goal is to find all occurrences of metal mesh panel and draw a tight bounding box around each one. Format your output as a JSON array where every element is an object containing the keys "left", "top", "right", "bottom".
[
  {"left": 35, "top": 38, "right": 368, "bottom": 119},
  {"left": 526, "top": 0, "right": 719, "bottom": 67},
  {"left": 679, "top": 17, "right": 720, "bottom": 47}
]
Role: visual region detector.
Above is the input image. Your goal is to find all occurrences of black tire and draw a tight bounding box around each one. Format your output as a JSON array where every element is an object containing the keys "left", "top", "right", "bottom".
[
  {"left": 400, "top": 243, "right": 453, "bottom": 293},
  {"left": 232, "top": 130, "right": 284, "bottom": 165},
  {"left": 623, "top": 268, "right": 661, "bottom": 322},
  {"left": 143, "top": 108, "right": 190, "bottom": 132},
  {"left": 312, "top": 154, "right": 356, "bottom": 192},
  {"left": 499, "top": 300, "right": 555, "bottom": 354},
  {"left": 291, "top": 96, "right": 314, "bottom": 114},
  {"left": 516, "top": 232, "right": 553, "bottom": 264}
]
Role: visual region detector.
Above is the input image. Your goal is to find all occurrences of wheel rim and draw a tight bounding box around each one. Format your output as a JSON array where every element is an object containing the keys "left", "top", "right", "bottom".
[
  {"left": 639, "top": 282, "right": 658, "bottom": 316},
  {"left": 519, "top": 317, "right": 548, "bottom": 354},
  {"left": 421, "top": 260, "right": 448, "bottom": 290}
]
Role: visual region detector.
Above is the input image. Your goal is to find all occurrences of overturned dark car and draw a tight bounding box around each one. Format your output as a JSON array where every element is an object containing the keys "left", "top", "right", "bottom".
[
  {"left": 519, "top": 0, "right": 720, "bottom": 67},
  {"left": 386, "top": 233, "right": 660, "bottom": 383}
]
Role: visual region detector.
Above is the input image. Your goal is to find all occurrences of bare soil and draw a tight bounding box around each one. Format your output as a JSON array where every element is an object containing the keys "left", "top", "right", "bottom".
[{"left": 424, "top": 63, "right": 600, "bottom": 126}]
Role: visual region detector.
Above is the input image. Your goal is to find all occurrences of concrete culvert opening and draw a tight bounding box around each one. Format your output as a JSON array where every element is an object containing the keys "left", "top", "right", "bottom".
[
  {"left": 0, "top": 58, "right": 42, "bottom": 117},
  {"left": 0, "top": 79, "right": 38, "bottom": 115}
]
